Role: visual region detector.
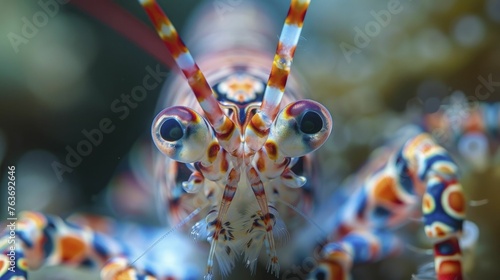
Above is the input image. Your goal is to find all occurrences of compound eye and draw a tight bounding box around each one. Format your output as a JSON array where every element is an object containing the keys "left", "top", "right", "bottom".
[
  {"left": 152, "top": 106, "right": 213, "bottom": 163},
  {"left": 160, "top": 118, "right": 184, "bottom": 142},
  {"left": 300, "top": 111, "right": 323, "bottom": 135},
  {"left": 269, "top": 99, "right": 332, "bottom": 158}
]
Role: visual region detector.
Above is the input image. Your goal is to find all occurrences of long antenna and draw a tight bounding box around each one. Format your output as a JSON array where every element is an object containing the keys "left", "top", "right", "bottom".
[
  {"left": 138, "top": 0, "right": 240, "bottom": 154},
  {"left": 245, "top": 0, "right": 312, "bottom": 155}
]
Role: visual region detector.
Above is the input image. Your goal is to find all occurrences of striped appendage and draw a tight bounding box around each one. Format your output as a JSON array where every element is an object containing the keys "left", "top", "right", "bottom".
[
  {"left": 0, "top": 211, "right": 203, "bottom": 280},
  {"left": 310, "top": 133, "right": 465, "bottom": 280},
  {"left": 205, "top": 168, "right": 240, "bottom": 279},
  {"left": 247, "top": 166, "right": 280, "bottom": 275},
  {"left": 433, "top": 237, "right": 463, "bottom": 280},
  {"left": 0, "top": 212, "right": 129, "bottom": 280},
  {"left": 138, "top": 0, "right": 239, "bottom": 154},
  {"left": 244, "top": 0, "right": 312, "bottom": 156},
  {"left": 101, "top": 257, "right": 150, "bottom": 280},
  {"left": 310, "top": 231, "right": 401, "bottom": 280},
  {"left": 409, "top": 137, "right": 465, "bottom": 280}
]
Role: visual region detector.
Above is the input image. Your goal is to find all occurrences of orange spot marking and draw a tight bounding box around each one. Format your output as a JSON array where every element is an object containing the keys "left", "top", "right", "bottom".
[
  {"left": 249, "top": 115, "right": 269, "bottom": 138},
  {"left": 422, "top": 193, "right": 434, "bottom": 213},
  {"left": 286, "top": 0, "right": 309, "bottom": 26},
  {"left": 115, "top": 268, "right": 136, "bottom": 280},
  {"left": 265, "top": 141, "right": 278, "bottom": 161},
  {"left": 215, "top": 118, "right": 236, "bottom": 141},
  {"left": 435, "top": 226, "right": 448, "bottom": 238},
  {"left": 187, "top": 71, "right": 212, "bottom": 99},
  {"left": 322, "top": 261, "right": 346, "bottom": 280},
  {"left": 256, "top": 151, "right": 266, "bottom": 172},
  {"left": 448, "top": 191, "right": 465, "bottom": 214},
  {"left": 162, "top": 30, "right": 188, "bottom": 58},
  {"left": 207, "top": 143, "right": 220, "bottom": 163},
  {"left": 423, "top": 196, "right": 431, "bottom": 209},
  {"left": 60, "top": 236, "right": 87, "bottom": 263},
  {"left": 18, "top": 258, "right": 28, "bottom": 270},
  {"left": 373, "top": 176, "right": 403, "bottom": 205},
  {"left": 437, "top": 165, "right": 455, "bottom": 175},
  {"left": 268, "top": 56, "right": 290, "bottom": 91}
]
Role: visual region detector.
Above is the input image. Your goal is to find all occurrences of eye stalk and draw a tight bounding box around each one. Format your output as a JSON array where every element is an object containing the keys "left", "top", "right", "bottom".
[
  {"left": 152, "top": 106, "right": 213, "bottom": 163},
  {"left": 267, "top": 100, "right": 332, "bottom": 158}
]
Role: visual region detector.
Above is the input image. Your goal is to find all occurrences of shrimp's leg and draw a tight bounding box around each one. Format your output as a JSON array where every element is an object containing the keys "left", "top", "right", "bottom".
[
  {"left": 247, "top": 166, "right": 280, "bottom": 276},
  {"left": 101, "top": 257, "right": 155, "bottom": 280},
  {"left": 0, "top": 211, "right": 136, "bottom": 279},
  {"left": 205, "top": 167, "right": 241, "bottom": 279},
  {"left": 0, "top": 211, "right": 196, "bottom": 280},
  {"left": 308, "top": 230, "right": 401, "bottom": 280},
  {"left": 309, "top": 132, "right": 466, "bottom": 280},
  {"left": 0, "top": 244, "right": 27, "bottom": 278},
  {"left": 421, "top": 176, "right": 465, "bottom": 280},
  {"left": 407, "top": 134, "right": 465, "bottom": 280}
]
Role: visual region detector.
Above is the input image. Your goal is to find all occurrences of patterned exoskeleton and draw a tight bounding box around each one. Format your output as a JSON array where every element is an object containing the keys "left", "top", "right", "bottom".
[{"left": 0, "top": 1, "right": 475, "bottom": 280}]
